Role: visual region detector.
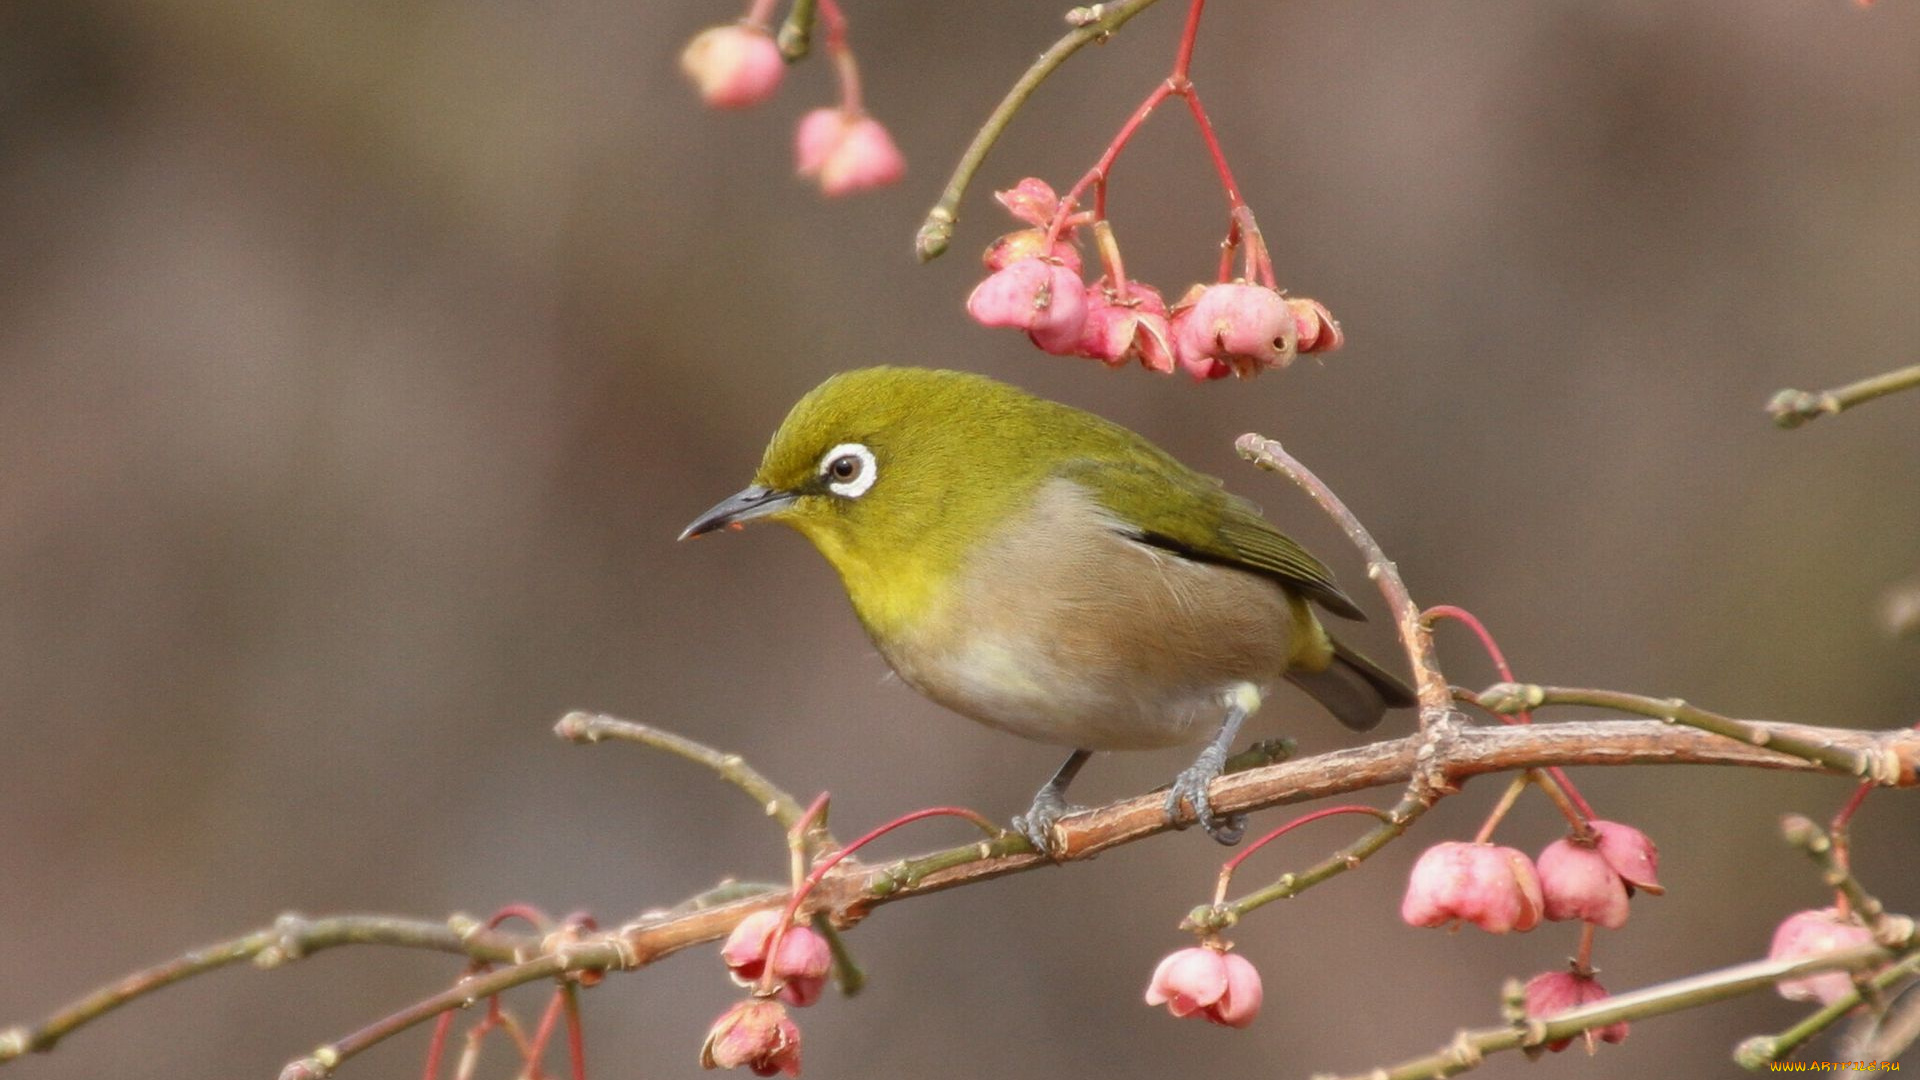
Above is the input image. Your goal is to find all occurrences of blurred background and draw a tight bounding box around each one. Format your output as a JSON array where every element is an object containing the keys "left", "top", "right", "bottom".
[{"left": 4, "top": 0, "right": 1919, "bottom": 1076}]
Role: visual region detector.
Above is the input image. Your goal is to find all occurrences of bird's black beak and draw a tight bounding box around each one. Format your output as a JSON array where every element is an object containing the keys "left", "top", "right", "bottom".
[{"left": 679, "top": 485, "right": 800, "bottom": 540}]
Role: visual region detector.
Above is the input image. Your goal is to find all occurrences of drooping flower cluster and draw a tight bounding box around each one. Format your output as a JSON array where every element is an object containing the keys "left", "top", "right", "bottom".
[
  {"left": 679, "top": 2, "right": 904, "bottom": 197},
  {"left": 1401, "top": 822, "right": 1660, "bottom": 935},
  {"left": 701, "top": 912, "right": 834, "bottom": 1075},
  {"left": 966, "top": 179, "right": 1340, "bottom": 381}
]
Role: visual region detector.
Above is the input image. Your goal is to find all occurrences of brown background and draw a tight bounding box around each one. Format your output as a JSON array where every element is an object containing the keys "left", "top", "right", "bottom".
[{"left": 3, "top": 1, "right": 1919, "bottom": 1077}]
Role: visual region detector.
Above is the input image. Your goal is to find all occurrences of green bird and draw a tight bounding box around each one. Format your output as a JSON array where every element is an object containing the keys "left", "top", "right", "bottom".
[{"left": 682, "top": 367, "right": 1414, "bottom": 851}]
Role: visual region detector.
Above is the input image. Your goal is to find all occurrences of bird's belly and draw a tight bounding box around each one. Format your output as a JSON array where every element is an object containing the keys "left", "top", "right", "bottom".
[{"left": 887, "top": 631, "right": 1233, "bottom": 750}]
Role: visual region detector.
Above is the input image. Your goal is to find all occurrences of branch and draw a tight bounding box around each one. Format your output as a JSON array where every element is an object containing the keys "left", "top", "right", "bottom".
[
  {"left": 0, "top": 914, "right": 532, "bottom": 1061},
  {"left": 1313, "top": 944, "right": 1909, "bottom": 1080},
  {"left": 915, "top": 0, "right": 1167, "bottom": 261},
  {"left": 554, "top": 711, "right": 812, "bottom": 831},
  {"left": 1737, "top": 950, "right": 1920, "bottom": 1068},
  {"left": 1477, "top": 683, "right": 1911, "bottom": 785},
  {"left": 1768, "top": 362, "right": 1920, "bottom": 428}
]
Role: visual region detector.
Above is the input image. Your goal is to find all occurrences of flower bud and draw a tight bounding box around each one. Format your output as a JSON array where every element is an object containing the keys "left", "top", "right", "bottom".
[
  {"left": 795, "top": 108, "right": 905, "bottom": 197},
  {"left": 1536, "top": 837, "right": 1630, "bottom": 929},
  {"left": 1401, "top": 841, "right": 1544, "bottom": 934},
  {"left": 700, "top": 998, "right": 802, "bottom": 1076},
  {"left": 1144, "top": 945, "right": 1262, "bottom": 1028},
  {"left": 966, "top": 258, "right": 1087, "bottom": 352},
  {"left": 680, "top": 25, "right": 785, "bottom": 110},
  {"left": 1169, "top": 282, "right": 1297, "bottom": 380},
  {"left": 1769, "top": 907, "right": 1876, "bottom": 1006},
  {"left": 720, "top": 911, "right": 834, "bottom": 1007},
  {"left": 1523, "top": 971, "right": 1628, "bottom": 1053}
]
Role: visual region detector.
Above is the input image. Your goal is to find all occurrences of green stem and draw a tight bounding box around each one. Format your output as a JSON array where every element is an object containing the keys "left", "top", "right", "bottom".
[
  {"left": 1768, "top": 362, "right": 1920, "bottom": 429},
  {"left": 553, "top": 712, "right": 812, "bottom": 832},
  {"left": 1203, "top": 794, "right": 1425, "bottom": 925},
  {"left": 1735, "top": 949, "right": 1920, "bottom": 1068},
  {"left": 775, "top": 0, "right": 818, "bottom": 60},
  {"left": 915, "top": 0, "right": 1167, "bottom": 261}
]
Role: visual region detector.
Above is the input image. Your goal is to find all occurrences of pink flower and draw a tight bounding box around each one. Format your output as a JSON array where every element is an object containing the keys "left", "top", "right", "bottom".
[
  {"left": 1537, "top": 821, "right": 1660, "bottom": 929},
  {"left": 700, "top": 998, "right": 802, "bottom": 1076},
  {"left": 795, "top": 108, "right": 905, "bottom": 197},
  {"left": 1144, "top": 945, "right": 1263, "bottom": 1028},
  {"left": 720, "top": 911, "right": 835, "bottom": 1007},
  {"left": 1076, "top": 281, "right": 1174, "bottom": 372},
  {"left": 1769, "top": 908, "right": 1877, "bottom": 1006},
  {"left": 983, "top": 229, "right": 1081, "bottom": 274},
  {"left": 1537, "top": 838, "right": 1630, "bottom": 929},
  {"left": 1523, "top": 971, "right": 1628, "bottom": 1053},
  {"left": 680, "top": 25, "right": 785, "bottom": 109},
  {"left": 1169, "top": 282, "right": 1297, "bottom": 380},
  {"left": 966, "top": 258, "right": 1087, "bottom": 354},
  {"left": 1401, "top": 841, "right": 1544, "bottom": 934}
]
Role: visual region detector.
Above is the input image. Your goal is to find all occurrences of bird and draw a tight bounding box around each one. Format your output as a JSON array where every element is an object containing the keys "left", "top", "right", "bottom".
[{"left": 680, "top": 366, "right": 1415, "bottom": 852}]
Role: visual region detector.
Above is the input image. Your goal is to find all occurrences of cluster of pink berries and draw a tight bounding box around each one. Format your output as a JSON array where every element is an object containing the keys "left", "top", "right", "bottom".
[
  {"left": 700, "top": 910, "right": 834, "bottom": 1076},
  {"left": 679, "top": 10, "right": 904, "bottom": 198},
  {"left": 1768, "top": 907, "right": 1881, "bottom": 1006},
  {"left": 966, "top": 179, "right": 1340, "bottom": 381}
]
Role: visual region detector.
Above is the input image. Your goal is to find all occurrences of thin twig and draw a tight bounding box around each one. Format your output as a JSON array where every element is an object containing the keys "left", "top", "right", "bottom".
[
  {"left": 775, "top": 0, "right": 818, "bottom": 60},
  {"left": 1768, "top": 362, "right": 1920, "bottom": 428},
  {"left": 915, "top": 0, "right": 1167, "bottom": 261},
  {"left": 0, "top": 915, "right": 529, "bottom": 1061},
  {"left": 1781, "top": 814, "right": 1901, "bottom": 939},
  {"left": 554, "top": 711, "right": 811, "bottom": 830},
  {"left": 1311, "top": 945, "right": 1903, "bottom": 1080},
  {"left": 1476, "top": 683, "right": 1910, "bottom": 784}
]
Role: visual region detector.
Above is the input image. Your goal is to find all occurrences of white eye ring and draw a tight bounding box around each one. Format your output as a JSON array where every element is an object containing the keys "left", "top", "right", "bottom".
[{"left": 820, "top": 442, "right": 878, "bottom": 498}]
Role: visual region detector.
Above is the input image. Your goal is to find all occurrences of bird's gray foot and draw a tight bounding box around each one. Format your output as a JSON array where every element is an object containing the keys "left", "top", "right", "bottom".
[
  {"left": 1163, "top": 744, "right": 1246, "bottom": 845},
  {"left": 1014, "top": 749, "right": 1093, "bottom": 858},
  {"left": 1013, "top": 787, "right": 1086, "bottom": 857}
]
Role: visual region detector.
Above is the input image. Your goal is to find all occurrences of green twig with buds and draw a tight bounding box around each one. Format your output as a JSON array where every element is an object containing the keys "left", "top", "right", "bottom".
[
  {"left": 1313, "top": 944, "right": 1903, "bottom": 1080},
  {"left": 915, "top": 0, "right": 1167, "bottom": 261},
  {"left": 1767, "top": 362, "right": 1920, "bottom": 428}
]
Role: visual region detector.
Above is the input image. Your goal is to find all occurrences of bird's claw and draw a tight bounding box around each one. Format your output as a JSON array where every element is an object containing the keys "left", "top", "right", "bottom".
[
  {"left": 1164, "top": 747, "right": 1245, "bottom": 845},
  {"left": 1013, "top": 788, "right": 1085, "bottom": 859}
]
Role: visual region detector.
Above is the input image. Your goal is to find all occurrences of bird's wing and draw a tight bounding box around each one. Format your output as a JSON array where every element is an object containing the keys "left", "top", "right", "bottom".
[{"left": 1057, "top": 456, "right": 1367, "bottom": 621}]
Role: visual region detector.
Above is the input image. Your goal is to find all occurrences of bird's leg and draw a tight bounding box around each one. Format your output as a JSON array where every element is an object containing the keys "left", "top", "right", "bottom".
[
  {"left": 1013, "top": 749, "right": 1093, "bottom": 857},
  {"left": 1165, "top": 683, "right": 1261, "bottom": 845}
]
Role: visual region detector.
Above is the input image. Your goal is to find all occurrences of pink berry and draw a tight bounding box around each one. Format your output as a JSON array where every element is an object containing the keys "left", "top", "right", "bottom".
[
  {"left": 983, "top": 229, "right": 1082, "bottom": 274},
  {"left": 1769, "top": 908, "right": 1877, "bottom": 1006},
  {"left": 1076, "top": 281, "right": 1174, "bottom": 373},
  {"left": 1523, "top": 970, "right": 1628, "bottom": 1053},
  {"left": 1169, "top": 282, "right": 1298, "bottom": 380},
  {"left": 700, "top": 998, "right": 802, "bottom": 1076},
  {"left": 1144, "top": 945, "right": 1263, "bottom": 1028},
  {"left": 719, "top": 911, "right": 834, "bottom": 1007},
  {"left": 1537, "top": 837, "right": 1631, "bottom": 929},
  {"left": 966, "top": 258, "right": 1088, "bottom": 352},
  {"left": 680, "top": 25, "right": 785, "bottom": 110},
  {"left": 1590, "top": 820, "right": 1662, "bottom": 894},
  {"left": 795, "top": 108, "right": 905, "bottom": 197},
  {"left": 1401, "top": 841, "right": 1545, "bottom": 934},
  {"left": 994, "top": 178, "right": 1063, "bottom": 227}
]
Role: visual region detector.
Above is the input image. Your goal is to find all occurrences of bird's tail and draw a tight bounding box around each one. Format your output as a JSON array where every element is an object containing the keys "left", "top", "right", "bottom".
[{"left": 1287, "top": 635, "right": 1418, "bottom": 732}]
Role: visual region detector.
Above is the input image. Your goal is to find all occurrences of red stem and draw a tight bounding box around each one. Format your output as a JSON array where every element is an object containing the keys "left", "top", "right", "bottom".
[
  {"left": 1045, "top": 82, "right": 1177, "bottom": 244},
  {"left": 1222, "top": 804, "right": 1391, "bottom": 877},
  {"left": 1829, "top": 780, "right": 1873, "bottom": 894},
  {"left": 522, "top": 990, "right": 567, "bottom": 1079},
  {"left": 756, "top": 804, "right": 997, "bottom": 998},
  {"left": 816, "top": 0, "right": 862, "bottom": 114},
  {"left": 1171, "top": 0, "right": 1207, "bottom": 82},
  {"left": 1424, "top": 604, "right": 1599, "bottom": 823},
  {"left": 563, "top": 985, "right": 587, "bottom": 1080}
]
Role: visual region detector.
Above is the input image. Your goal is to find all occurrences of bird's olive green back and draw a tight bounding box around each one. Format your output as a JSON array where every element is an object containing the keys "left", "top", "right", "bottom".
[{"left": 751, "top": 367, "right": 1363, "bottom": 637}]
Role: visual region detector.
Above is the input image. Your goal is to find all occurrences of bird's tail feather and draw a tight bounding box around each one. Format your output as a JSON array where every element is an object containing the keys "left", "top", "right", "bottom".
[{"left": 1287, "top": 636, "right": 1418, "bottom": 732}]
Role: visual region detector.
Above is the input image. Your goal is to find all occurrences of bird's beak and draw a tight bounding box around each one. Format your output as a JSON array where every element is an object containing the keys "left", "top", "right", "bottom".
[{"left": 679, "top": 484, "right": 799, "bottom": 540}]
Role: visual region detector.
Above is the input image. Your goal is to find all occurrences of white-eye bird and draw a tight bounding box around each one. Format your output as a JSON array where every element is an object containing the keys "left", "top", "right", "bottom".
[{"left": 682, "top": 367, "right": 1414, "bottom": 851}]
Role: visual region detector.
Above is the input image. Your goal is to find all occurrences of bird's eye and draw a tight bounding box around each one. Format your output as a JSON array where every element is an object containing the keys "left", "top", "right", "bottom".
[{"left": 818, "top": 442, "right": 878, "bottom": 498}]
